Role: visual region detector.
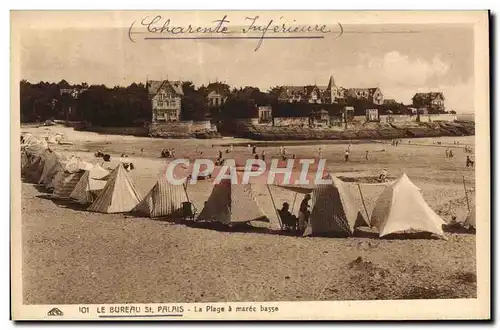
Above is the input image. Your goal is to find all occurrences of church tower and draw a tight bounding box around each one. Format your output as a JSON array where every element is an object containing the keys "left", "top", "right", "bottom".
[{"left": 326, "top": 74, "right": 338, "bottom": 104}]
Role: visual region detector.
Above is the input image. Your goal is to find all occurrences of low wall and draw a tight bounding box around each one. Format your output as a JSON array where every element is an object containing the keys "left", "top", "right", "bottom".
[
  {"left": 150, "top": 120, "right": 216, "bottom": 134},
  {"left": 81, "top": 126, "right": 149, "bottom": 136},
  {"left": 273, "top": 117, "right": 310, "bottom": 127},
  {"left": 354, "top": 114, "right": 458, "bottom": 124}
]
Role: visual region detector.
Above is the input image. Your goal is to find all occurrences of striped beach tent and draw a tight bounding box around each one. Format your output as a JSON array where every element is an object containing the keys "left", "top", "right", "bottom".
[
  {"left": 51, "top": 170, "right": 86, "bottom": 199},
  {"left": 39, "top": 151, "right": 66, "bottom": 186},
  {"left": 22, "top": 154, "right": 45, "bottom": 183},
  {"left": 87, "top": 163, "right": 142, "bottom": 213},
  {"left": 132, "top": 178, "right": 187, "bottom": 218},
  {"left": 304, "top": 176, "right": 369, "bottom": 237},
  {"left": 197, "top": 179, "right": 269, "bottom": 225},
  {"left": 69, "top": 165, "right": 109, "bottom": 204},
  {"left": 370, "top": 173, "right": 446, "bottom": 238}
]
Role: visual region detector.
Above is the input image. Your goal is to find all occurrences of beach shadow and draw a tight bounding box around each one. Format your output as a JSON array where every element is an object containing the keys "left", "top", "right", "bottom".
[
  {"left": 442, "top": 224, "right": 476, "bottom": 234},
  {"left": 35, "top": 194, "right": 90, "bottom": 211},
  {"left": 380, "top": 232, "right": 443, "bottom": 240},
  {"left": 353, "top": 227, "right": 380, "bottom": 239}
]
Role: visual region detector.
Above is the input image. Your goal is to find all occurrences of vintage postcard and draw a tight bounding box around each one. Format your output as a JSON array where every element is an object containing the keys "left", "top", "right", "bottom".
[{"left": 11, "top": 10, "right": 490, "bottom": 320}]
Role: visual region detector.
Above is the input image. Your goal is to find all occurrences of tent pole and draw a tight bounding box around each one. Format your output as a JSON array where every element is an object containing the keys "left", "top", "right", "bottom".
[
  {"left": 291, "top": 192, "right": 298, "bottom": 214},
  {"left": 182, "top": 182, "right": 191, "bottom": 203},
  {"left": 357, "top": 184, "right": 370, "bottom": 224},
  {"left": 462, "top": 176, "right": 470, "bottom": 212},
  {"left": 267, "top": 184, "right": 282, "bottom": 229}
]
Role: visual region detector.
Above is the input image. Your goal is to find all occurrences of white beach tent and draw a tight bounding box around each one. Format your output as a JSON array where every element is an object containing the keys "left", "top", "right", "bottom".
[
  {"left": 87, "top": 163, "right": 142, "bottom": 213},
  {"left": 370, "top": 173, "right": 446, "bottom": 238}
]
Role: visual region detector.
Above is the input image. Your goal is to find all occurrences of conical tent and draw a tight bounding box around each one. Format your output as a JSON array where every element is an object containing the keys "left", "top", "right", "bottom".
[
  {"left": 304, "top": 176, "right": 369, "bottom": 237},
  {"left": 52, "top": 170, "right": 86, "bottom": 199},
  {"left": 198, "top": 179, "right": 269, "bottom": 224},
  {"left": 87, "top": 164, "right": 142, "bottom": 213},
  {"left": 465, "top": 205, "right": 476, "bottom": 228},
  {"left": 69, "top": 165, "right": 109, "bottom": 204},
  {"left": 132, "top": 178, "right": 187, "bottom": 218},
  {"left": 22, "top": 154, "right": 45, "bottom": 183},
  {"left": 39, "top": 151, "right": 66, "bottom": 186},
  {"left": 370, "top": 173, "right": 446, "bottom": 237}
]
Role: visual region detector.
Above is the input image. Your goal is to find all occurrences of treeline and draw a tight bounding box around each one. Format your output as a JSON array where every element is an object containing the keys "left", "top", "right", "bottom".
[
  {"left": 20, "top": 80, "right": 152, "bottom": 126},
  {"left": 21, "top": 79, "right": 444, "bottom": 126}
]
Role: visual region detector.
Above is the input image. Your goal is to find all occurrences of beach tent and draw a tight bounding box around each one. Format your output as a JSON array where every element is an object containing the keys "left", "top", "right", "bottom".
[
  {"left": 87, "top": 163, "right": 142, "bottom": 213},
  {"left": 198, "top": 179, "right": 269, "bottom": 224},
  {"left": 22, "top": 153, "right": 45, "bottom": 183},
  {"left": 370, "top": 173, "right": 446, "bottom": 237},
  {"left": 51, "top": 159, "right": 94, "bottom": 199},
  {"left": 39, "top": 151, "right": 66, "bottom": 186},
  {"left": 45, "top": 156, "right": 81, "bottom": 190},
  {"left": 51, "top": 170, "right": 86, "bottom": 199},
  {"left": 304, "top": 176, "right": 369, "bottom": 237},
  {"left": 465, "top": 205, "right": 476, "bottom": 228},
  {"left": 69, "top": 165, "right": 109, "bottom": 204},
  {"left": 132, "top": 178, "right": 187, "bottom": 218}
]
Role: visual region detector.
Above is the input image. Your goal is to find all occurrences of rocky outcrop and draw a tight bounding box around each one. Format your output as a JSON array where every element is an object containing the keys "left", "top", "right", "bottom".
[{"left": 234, "top": 121, "right": 474, "bottom": 141}]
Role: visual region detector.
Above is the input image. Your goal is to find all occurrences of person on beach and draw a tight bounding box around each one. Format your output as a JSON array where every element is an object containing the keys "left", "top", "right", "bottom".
[
  {"left": 445, "top": 149, "right": 449, "bottom": 158},
  {"left": 318, "top": 147, "right": 323, "bottom": 159},
  {"left": 344, "top": 150, "right": 349, "bottom": 162},
  {"left": 365, "top": 150, "right": 369, "bottom": 160},
  {"left": 298, "top": 194, "right": 311, "bottom": 234},
  {"left": 252, "top": 145, "right": 257, "bottom": 155},
  {"left": 261, "top": 150, "right": 266, "bottom": 161},
  {"left": 466, "top": 155, "right": 474, "bottom": 168},
  {"left": 379, "top": 168, "right": 388, "bottom": 182}
]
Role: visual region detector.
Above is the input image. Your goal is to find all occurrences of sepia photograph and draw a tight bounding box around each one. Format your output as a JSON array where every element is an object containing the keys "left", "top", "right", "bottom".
[{"left": 10, "top": 10, "right": 490, "bottom": 320}]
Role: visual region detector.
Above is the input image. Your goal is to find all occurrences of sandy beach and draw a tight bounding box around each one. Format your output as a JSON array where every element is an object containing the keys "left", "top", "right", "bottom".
[{"left": 21, "top": 125, "right": 476, "bottom": 303}]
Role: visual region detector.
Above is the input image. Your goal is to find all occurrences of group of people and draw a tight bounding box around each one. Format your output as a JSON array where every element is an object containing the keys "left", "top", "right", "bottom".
[
  {"left": 445, "top": 149, "right": 455, "bottom": 158},
  {"left": 391, "top": 139, "right": 402, "bottom": 146},
  {"left": 278, "top": 194, "right": 312, "bottom": 235},
  {"left": 161, "top": 148, "right": 176, "bottom": 158}
]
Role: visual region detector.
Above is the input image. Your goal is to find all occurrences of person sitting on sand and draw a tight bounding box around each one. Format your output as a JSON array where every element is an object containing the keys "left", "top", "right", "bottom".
[{"left": 279, "top": 202, "right": 298, "bottom": 231}]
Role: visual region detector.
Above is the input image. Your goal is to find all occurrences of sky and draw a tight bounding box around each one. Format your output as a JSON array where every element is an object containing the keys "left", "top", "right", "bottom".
[{"left": 19, "top": 21, "right": 474, "bottom": 112}]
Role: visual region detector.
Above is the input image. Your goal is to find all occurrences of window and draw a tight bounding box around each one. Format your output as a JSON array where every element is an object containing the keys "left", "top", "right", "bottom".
[{"left": 157, "top": 101, "right": 163, "bottom": 107}]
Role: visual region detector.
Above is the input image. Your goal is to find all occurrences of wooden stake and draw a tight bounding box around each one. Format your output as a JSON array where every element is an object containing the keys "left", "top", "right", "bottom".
[
  {"left": 357, "top": 184, "right": 370, "bottom": 224},
  {"left": 267, "top": 184, "right": 282, "bottom": 229},
  {"left": 462, "top": 176, "right": 470, "bottom": 212},
  {"left": 291, "top": 192, "right": 298, "bottom": 214}
]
